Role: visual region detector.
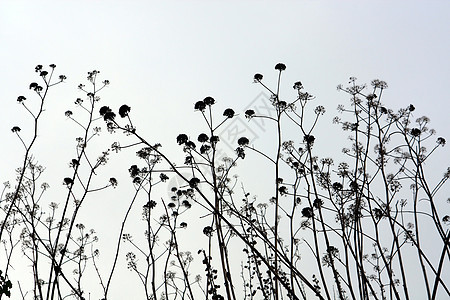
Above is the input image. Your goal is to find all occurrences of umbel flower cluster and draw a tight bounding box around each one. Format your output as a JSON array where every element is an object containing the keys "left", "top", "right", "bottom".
[{"left": 1, "top": 63, "right": 448, "bottom": 300}]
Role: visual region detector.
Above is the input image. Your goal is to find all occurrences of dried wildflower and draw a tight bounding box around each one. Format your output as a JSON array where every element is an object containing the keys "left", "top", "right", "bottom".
[
  {"left": 185, "top": 140, "right": 196, "bottom": 149},
  {"left": 210, "top": 135, "right": 220, "bottom": 144},
  {"left": 189, "top": 177, "right": 200, "bottom": 188},
  {"left": 303, "top": 135, "right": 315, "bottom": 146},
  {"left": 128, "top": 165, "right": 139, "bottom": 177},
  {"left": 176, "top": 134, "right": 189, "bottom": 145},
  {"left": 373, "top": 208, "right": 383, "bottom": 221},
  {"left": 203, "top": 96, "right": 215, "bottom": 106},
  {"left": 293, "top": 81, "right": 303, "bottom": 90},
  {"left": 223, "top": 108, "right": 235, "bottom": 118},
  {"left": 313, "top": 198, "right": 323, "bottom": 208},
  {"left": 200, "top": 144, "right": 211, "bottom": 154},
  {"left": 245, "top": 109, "right": 255, "bottom": 119},
  {"left": 197, "top": 133, "right": 209, "bottom": 143},
  {"left": 275, "top": 63, "right": 286, "bottom": 71},
  {"left": 144, "top": 200, "right": 157, "bottom": 209},
  {"left": 314, "top": 105, "right": 325, "bottom": 115},
  {"left": 194, "top": 101, "right": 206, "bottom": 111},
  {"left": 371, "top": 79, "right": 388, "bottom": 89},
  {"left": 410, "top": 128, "right": 421, "bottom": 137},
  {"left": 301, "top": 207, "right": 314, "bottom": 218},
  {"left": 203, "top": 226, "right": 213, "bottom": 237},
  {"left": 253, "top": 73, "right": 263, "bottom": 82},
  {"left": 70, "top": 159, "right": 79, "bottom": 168},
  {"left": 436, "top": 137, "right": 446, "bottom": 146},
  {"left": 182, "top": 200, "right": 192, "bottom": 209},
  {"left": 366, "top": 94, "right": 377, "bottom": 101},
  {"left": 236, "top": 147, "right": 245, "bottom": 159},
  {"left": 118, "top": 105, "right": 131, "bottom": 118},
  {"left": 237, "top": 137, "right": 249, "bottom": 146},
  {"left": 332, "top": 182, "right": 343, "bottom": 191},
  {"left": 278, "top": 186, "right": 288, "bottom": 195},
  {"left": 99, "top": 106, "right": 116, "bottom": 121},
  {"left": 159, "top": 173, "right": 169, "bottom": 182},
  {"left": 443, "top": 215, "right": 449, "bottom": 224},
  {"left": 109, "top": 178, "right": 118, "bottom": 187},
  {"left": 63, "top": 177, "right": 74, "bottom": 186}
]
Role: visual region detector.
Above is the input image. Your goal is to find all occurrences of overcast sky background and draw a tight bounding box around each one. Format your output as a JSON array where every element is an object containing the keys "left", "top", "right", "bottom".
[{"left": 1, "top": 1, "right": 449, "bottom": 299}]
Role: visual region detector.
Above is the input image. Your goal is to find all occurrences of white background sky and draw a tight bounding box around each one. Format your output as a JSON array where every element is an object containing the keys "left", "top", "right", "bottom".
[{"left": 1, "top": 1, "right": 449, "bottom": 299}]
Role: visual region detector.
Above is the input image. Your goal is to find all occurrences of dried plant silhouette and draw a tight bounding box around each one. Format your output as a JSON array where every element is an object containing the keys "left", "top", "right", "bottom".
[{"left": 1, "top": 64, "right": 448, "bottom": 300}]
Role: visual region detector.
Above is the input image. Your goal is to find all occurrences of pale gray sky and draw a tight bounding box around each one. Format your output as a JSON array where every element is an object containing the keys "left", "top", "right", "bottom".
[
  {"left": 2, "top": 1, "right": 449, "bottom": 157},
  {"left": 1, "top": 1, "right": 449, "bottom": 299}
]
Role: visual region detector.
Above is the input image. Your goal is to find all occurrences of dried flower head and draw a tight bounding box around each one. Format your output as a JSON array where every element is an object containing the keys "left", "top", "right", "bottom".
[
  {"left": 203, "top": 96, "right": 215, "bottom": 106},
  {"left": 437, "top": 137, "right": 446, "bottom": 146},
  {"left": 223, "top": 108, "right": 235, "bottom": 118},
  {"left": 237, "top": 137, "right": 249, "bottom": 146},
  {"left": 198, "top": 133, "right": 209, "bottom": 143},
  {"left": 194, "top": 100, "right": 206, "bottom": 111},
  {"left": 119, "top": 105, "right": 131, "bottom": 118},
  {"left": 176, "top": 134, "right": 189, "bottom": 145},
  {"left": 293, "top": 81, "right": 303, "bottom": 90},
  {"left": 253, "top": 73, "right": 263, "bottom": 82},
  {"left": 245, "top": 109, "right": 255, "bottom": 119},
  {"left": 275, "top": 63, "right": 286, "bottom": 71}
]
